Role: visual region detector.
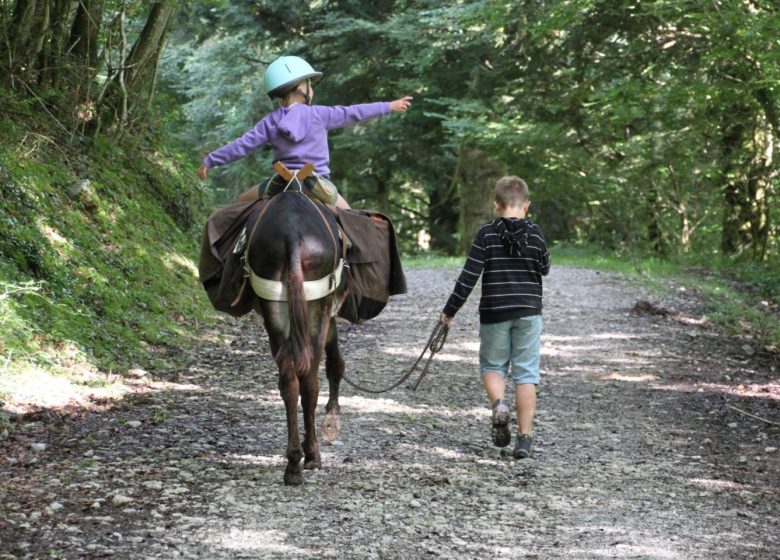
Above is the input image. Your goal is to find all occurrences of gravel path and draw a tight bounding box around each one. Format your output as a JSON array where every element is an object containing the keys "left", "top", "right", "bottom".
[{"left": 1, "top": 265, "right": 778, "bottom": 559}]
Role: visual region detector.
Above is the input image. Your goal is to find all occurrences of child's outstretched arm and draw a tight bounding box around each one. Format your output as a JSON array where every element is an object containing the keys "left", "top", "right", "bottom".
[
  {"left": 315, "top": 96, "right": 413, "bottom": 130},
  {"left": 198, "top": 118, "right": 273, "bottom": 177}
]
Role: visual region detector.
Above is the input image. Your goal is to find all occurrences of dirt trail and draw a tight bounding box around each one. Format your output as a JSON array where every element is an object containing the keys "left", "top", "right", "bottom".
[{"left": 1, "top": 265, "right": 778, "bottom": 559}]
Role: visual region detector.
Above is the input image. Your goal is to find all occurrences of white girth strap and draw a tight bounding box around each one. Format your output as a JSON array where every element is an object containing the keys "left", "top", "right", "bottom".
[{"left": 248, "top": 258, "right": 344, "bottom": 302}]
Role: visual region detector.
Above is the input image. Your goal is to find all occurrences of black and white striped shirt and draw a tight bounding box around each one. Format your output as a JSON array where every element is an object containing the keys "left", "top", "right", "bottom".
[{"left": 443, "top": 217, "right": 551, "bottom": 324}]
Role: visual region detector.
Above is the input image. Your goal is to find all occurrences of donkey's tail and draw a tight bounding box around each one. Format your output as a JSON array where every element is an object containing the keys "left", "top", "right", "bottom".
[{"left": 274, "top": 237, "right": 312, "bottom": 375}]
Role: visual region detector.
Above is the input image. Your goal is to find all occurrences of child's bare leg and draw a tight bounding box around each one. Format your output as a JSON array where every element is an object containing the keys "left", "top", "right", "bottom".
[
  {"left": 335, "top": 194, "right": 351, "bottom": 210},
  {"left": 237, "top": 185, "right": 260, "bottom": 203},
  {"left": 515, "top": 383, "right": 537, "bottom": 434},
  {"left": 483, "top": 371, "right": 506, "bottom": 403}
]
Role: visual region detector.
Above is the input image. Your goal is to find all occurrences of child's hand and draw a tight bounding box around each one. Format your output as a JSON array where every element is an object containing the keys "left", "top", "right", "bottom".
[
  {"left": 197, "top": 164, "right": 208, "bottom": 180},
  {"left": 439, "top": 313, "right": 453, "bottom": 327},
  {"left": 390, "top": 96, "right": 413, "bottom": 113}
]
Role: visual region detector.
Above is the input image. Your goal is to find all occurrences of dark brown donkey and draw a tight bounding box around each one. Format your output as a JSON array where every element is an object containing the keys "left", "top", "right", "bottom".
[{"left": 243, "top": 180, "right": 346, "bottom": 485}]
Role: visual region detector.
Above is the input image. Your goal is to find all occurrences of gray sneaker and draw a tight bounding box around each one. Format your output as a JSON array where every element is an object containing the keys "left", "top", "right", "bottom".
[
  {"left": 514, "top": 433, "right": 533, "bottom": 459},
  {"left": 490, "top": 400, "right": 511, "bottom": 447}
]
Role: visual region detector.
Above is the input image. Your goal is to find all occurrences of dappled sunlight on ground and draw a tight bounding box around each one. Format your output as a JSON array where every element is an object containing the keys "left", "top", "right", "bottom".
[
  {"left": 543, "top": 332, "right": 649, "bottom": 343},
  {"left": 545, "top": 364, "right": 612, "bottom": 377},
  {"left": 338, "top": 395, "right": 485, "bottom": 421},
  {"left": 688, "top": 478, "right": 757, "bottom": 493},
  {"left": 144, "top": 380, "right": 205, "bottom": 393},
  {"left": 586, "top": 543, "right": 687, "bottom": 559},
  {"left": 590, "top": 332, "right": 648, "bottom": 341},
  {"left": 0, "top": 364, "right": 129, "bottom": 413},
  {"left": 213, "top": 387, "right": 283, "bottom": 404},
  {"left": 440, "top": 340, "right": 481, "bottom": 353},
  {"left": 379, "top": 345, "right": 476, "bottom": 362},
  {"left": 652, "top": 381, "right": 780, "bottom": 400},
  {"left": 595, "top": 372, "right": 661, "bottom": 382},
  {"left": 419, "top": 351, "right": 473, "bottom": 363},
  {"left": 544, "top": 343, "right": 656, "bottom": 358},
  {"left": 203, "top": 528, "right": 311, "bottom": 555},
  {"left": 222, "top": 452, "right": 285, "bottom": 467}
]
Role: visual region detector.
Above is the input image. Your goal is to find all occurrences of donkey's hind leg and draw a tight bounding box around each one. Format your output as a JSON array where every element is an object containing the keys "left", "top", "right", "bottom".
[
  {"left": 302, "top": 310, "right": 327, "bottom": 470},
  {"left": 278, "top": 366, "right": 304, "bottom": 486},
  {"left": 301, "top": 299, "right": 330, "bottom": 469},
  {"left": 301, "top": 366, "right": 322, "bottom": 470},
  {"left": 321, "top": 317, "right": 344, "bottom": 443}
]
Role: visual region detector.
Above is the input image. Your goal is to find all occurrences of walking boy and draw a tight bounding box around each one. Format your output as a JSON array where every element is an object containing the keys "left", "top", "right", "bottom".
[{"left": 440, "top": 176, "right": 551, "bottom": 458}]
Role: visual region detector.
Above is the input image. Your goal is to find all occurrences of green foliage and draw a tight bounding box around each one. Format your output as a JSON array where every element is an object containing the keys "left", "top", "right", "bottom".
[
  {"left": 156, "top": 0, "right": 779, "bottom": 343},
  {"left": 0, "top": 87, "right": 212, "bottom": 376}
]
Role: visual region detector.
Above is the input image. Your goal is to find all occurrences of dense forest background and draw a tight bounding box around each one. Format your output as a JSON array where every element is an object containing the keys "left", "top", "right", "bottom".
[
  {"left": 0, "top": 0, "right": 778, "bottom": 377},
  {"left": 3, "top": 0, "right": 778, "bottom": 257}
]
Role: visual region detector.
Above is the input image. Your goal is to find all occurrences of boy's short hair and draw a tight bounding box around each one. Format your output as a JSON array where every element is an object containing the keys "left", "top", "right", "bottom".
[{"left": 494, "top": 176, "right": 529, "bottom": 208}]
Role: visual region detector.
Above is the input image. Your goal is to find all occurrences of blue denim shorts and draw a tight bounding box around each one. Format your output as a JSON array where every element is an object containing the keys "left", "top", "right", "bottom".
[{"left": 479, "top": 315, "right": 543, "bottom": 385}]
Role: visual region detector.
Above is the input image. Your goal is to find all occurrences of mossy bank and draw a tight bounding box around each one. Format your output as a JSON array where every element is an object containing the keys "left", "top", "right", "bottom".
[{"left": 0, "top": 91, "right": 213, "bottom": 412}]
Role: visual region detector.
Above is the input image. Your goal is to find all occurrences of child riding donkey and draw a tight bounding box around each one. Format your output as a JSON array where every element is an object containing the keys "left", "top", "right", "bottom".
[{"left": 197, "top": 55, "right": 412, "bottom": 206}]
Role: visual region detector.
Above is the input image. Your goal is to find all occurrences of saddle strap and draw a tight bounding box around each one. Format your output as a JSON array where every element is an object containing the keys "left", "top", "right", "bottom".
[
  {"left": 230, "top": 197, "right": 274, "bottom": 308},
  {"left": 249, "top": 259, "right": 344, "bottom": 301}
]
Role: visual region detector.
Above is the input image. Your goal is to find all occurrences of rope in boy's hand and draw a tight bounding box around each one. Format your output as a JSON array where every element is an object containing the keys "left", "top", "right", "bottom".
[
  {"left": 407, "top": 320, "right": 449, "bottom": 391},
  {"left": 340, "top": 319, "right": 448, "bottom": 394}
]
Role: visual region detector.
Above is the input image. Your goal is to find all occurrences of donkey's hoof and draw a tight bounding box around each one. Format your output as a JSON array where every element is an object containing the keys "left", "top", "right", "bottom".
[
  {"left": 284, "top": 466, "right": 304, "bottom": 486},
  {"left": 304, "top": 455, "right": 321, "bottom": 470},
  {"left": 321, "top": 413, "right": 342, "bottom": 444}
]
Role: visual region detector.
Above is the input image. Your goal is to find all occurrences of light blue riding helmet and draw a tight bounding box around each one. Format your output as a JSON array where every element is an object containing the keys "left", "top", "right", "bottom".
[{"left": 264, "top": 56, "right": 323, "bottom": 99}]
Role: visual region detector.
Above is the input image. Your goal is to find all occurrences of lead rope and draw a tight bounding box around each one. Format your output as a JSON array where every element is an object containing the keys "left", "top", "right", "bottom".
[{"left": 341, "top": 320, "right": 449, "bottom": 394}]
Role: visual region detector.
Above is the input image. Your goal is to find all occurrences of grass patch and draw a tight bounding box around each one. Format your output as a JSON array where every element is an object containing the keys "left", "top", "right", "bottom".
[
  {"left": 551, "top": 243, "right": 683, "bottom": 277},
  {"left": 402, "top": 254, "right": 463, "bottom": 269}
]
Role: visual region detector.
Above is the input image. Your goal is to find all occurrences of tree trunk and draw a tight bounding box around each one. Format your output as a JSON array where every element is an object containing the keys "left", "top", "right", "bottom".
[
  {"left": 122, "top": 1, "right": 176, "bottom": 97},
  {"left": 7, "top": 0, "right": 42, "bottom": 75},
  {"left": 645, "top": 181, "right": 666, "bottom": 256},
  {"left": 42, "top": 0, "right": 77, "bottom": 87},
  {"left": 720, "top": 110, "right": 772, "bottom": 259},
  {"left": 455, "top": 147, "right": 505, "bottom": 254},
  {"left": 68, "top": 0, "right": 102, "bottom": 79},
  {"left": 375, "top": 174, "right": 390, "bottom": 215},
  {"left": 97, "top": 0, "right": 176, "bottom": 129},
  {"left": 428, "top": 184, "right": 460, "bottom": 255}
]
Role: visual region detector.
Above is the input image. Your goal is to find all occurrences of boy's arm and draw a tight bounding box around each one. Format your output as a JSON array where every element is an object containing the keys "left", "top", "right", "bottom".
[
  {"left": 203, "top": 118, "right": 272, "bottom": 168},
  {"left": 442, "top": 230, "right": 486, "bottom": 319},
  {"left": 534, "top": 225, "right": 551, "bottom": 276}
]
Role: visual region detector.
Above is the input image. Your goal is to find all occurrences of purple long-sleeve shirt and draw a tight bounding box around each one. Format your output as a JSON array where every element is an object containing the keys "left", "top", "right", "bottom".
[{"left": 203, "top": 101, "right": 390, "bottom": 176}]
